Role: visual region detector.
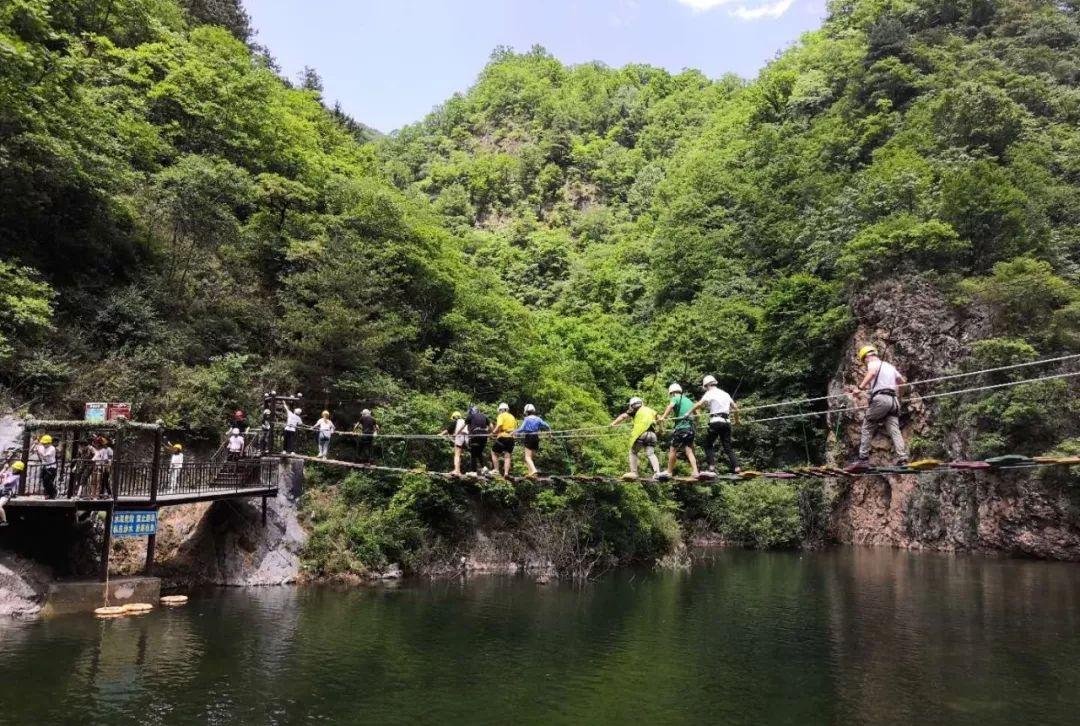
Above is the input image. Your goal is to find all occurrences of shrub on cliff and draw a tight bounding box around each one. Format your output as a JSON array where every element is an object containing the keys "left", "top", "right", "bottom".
[{"left": 710, "top": 481, "right": 801, "bottom": 549}]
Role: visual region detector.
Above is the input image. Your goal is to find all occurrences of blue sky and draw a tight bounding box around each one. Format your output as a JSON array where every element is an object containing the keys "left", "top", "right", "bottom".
[{"left": 244, "top": 0, "right": 829, "bottom": 133}]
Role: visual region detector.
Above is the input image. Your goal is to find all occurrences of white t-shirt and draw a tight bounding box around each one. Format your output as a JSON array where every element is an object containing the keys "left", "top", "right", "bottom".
[
  {"left": 36, "top": 444, "right": 57, "bottom": 466},
  {"left": 868, "top": 359, "right": 901, "bottom": 393},
  {"left": 701, "top": 388, "right": 734, "bottom": 417},
  {"left": 285, "top": 411, "right": 302, "bottom": 431},
  {"left": 92, "top": 446, "right": 113, "bottom": 462},
  {"left": 314, "top": 418, "right": 335, "bottom": 434},
  {"left": 170, "top": 453, "right": 184, "bottom": 468},
  {"left": 228, "top": 435, "right": 245, "bottom": 452}
]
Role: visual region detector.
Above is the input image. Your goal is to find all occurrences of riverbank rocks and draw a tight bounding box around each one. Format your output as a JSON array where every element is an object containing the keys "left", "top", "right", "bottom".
[{"left": 0, "top": 551, "right": 50, "bottom": 618}]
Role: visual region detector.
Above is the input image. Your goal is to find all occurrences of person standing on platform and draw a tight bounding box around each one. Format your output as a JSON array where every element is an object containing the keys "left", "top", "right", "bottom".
[
  {"left": 168, "top": 443, "right": 184, "bottom": 492},
  {"left": 282, "top": 405, "right": 303, "bottom": 454},
  {"left": 227, "top": 428, "right": 246, "bottom": 459},
  {"left": 259, "top": 408, "right": 272, "bottom": 454},
  {"left": 31, "top": 434, "right": 59, "bottom": 499},
  {"left": 0, "top": 461, "right": 24, "bottom": 527},
  {"left": 91, "top": 436, "right": 114, "bottom": 498}
]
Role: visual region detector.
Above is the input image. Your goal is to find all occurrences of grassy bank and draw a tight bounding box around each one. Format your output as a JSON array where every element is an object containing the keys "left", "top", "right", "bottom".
[{"left": 298, "top": 468, "right": 829, "bottom": 580}]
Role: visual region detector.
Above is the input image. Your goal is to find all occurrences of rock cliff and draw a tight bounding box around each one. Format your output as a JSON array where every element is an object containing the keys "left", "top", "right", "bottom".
[{"left": 827, "top": 278, "right": 1080, "bottom": 559}]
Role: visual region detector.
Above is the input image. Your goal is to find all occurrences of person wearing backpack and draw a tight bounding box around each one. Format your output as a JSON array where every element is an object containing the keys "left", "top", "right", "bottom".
[{"left": 464, "top": 406, "right": 491, "bottom": 476}]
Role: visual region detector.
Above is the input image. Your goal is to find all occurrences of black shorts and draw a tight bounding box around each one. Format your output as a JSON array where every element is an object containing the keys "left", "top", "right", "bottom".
[
  {"left": 492, "top": 437, "right": 515, "bottom": 454},
  {"left": 671, "top": 429, "right": 695, "bottom": 448},
  {"left": 524, "top": 433, "right": 541, "bottom": 452}
]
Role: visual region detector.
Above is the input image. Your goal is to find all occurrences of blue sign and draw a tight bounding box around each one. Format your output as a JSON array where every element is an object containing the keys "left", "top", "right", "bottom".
[{"left": 112, "top": 510, "right": 157, "bottom": 538}]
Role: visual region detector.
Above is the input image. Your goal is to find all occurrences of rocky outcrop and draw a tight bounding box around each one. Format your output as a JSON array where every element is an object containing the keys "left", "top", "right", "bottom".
[
  {"left": 831, "top": 469, "right": 1080, "bottom": 560},
  {"left": 826, "top": 277, "right": 1080, "bottom": 559},
  {"left": 826, "top": 277, "right": 993, "bottom": 464},
  {"left": 0, "top": 551, "right": 50, "bottom": 618},
  {"left": 114, "top": 489, "right": 307, "bottom": 586}
]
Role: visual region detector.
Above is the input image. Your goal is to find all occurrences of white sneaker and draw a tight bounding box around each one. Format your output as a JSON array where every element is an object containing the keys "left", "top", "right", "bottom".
[
  {"left": 621, "top": 472, "right": 639, "bottom": 481},
  {"left": 656, "top": 471, "right": 672, "bottom": 481}
]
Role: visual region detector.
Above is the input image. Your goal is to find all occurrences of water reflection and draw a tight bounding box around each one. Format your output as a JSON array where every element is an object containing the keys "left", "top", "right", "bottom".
[{"left": 1, "top": 549, "right": 1078, "bottom": 725}]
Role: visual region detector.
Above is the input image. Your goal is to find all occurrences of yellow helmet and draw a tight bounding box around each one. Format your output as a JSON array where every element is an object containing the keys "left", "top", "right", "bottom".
[
  {"left": 12, "top": 461, "right": 25, "bottom": 472},
  {"left": 857, "top": 345, "right": 878, "bottom": 362},
  {"left": 451, "top": 411, "right": 462, "bottom": 420},
  {"left": 322, "top": 410, "right": 330, "bottom": 418},
  {"left": 39, "top": 434, "right": 54, "bottom": 445},
  {"left": 172, "top": 443, "right": 183, "bottom": 452}
]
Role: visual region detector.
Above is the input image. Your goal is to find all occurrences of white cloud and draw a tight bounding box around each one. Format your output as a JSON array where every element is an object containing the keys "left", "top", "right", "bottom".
[
  {"left": 729, "top": 0, "right": 796, "bottom": 21},
  {"left": 675, "top": 0, "right": 739, "bottom": 12}
]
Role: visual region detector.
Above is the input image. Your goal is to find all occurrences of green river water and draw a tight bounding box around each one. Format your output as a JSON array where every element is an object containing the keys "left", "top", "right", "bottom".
[{"left": 1, "top": 547, "right": 1078, "bottom": 725}]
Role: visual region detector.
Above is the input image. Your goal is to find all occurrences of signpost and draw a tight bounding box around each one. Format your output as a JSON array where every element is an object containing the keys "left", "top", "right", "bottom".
[
  {"left": 111, "top": 510, "right": 157, "bottom": 538},
  {"left": 106, "top": 402, "right": 132, "bottom": 421},
  {"left": 84, "top": 402, "right": 108, "bottom": 423}
]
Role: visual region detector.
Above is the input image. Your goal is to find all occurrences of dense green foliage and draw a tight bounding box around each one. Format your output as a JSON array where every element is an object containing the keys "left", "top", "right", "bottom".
[
  {"left": 301, "top": 469, "right": 680, "bottom": 577},
  {"left": 3, "top": 0, "right": 1079, "bottom": 479}
]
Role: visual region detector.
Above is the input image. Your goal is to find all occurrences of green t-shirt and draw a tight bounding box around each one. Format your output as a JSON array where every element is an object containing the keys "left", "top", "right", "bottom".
[{"left": 670, "top": 395, "right": 694, "bottom": 431}]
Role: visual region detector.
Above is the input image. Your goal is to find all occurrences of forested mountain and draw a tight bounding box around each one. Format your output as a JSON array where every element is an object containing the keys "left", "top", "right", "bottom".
[{"left": 2, "top": 0, "right": 1079, "bottom": 470}]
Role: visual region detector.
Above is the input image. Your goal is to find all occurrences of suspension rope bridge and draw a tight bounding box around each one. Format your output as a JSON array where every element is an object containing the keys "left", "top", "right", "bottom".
[{"left": 277, "top": 353, "right": 1080, "bottom": 482}]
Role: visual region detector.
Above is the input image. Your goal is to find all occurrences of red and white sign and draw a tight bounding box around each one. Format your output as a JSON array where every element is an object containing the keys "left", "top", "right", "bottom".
[{"left": 106, "top": 402, "right": 132, "bottom": 421}]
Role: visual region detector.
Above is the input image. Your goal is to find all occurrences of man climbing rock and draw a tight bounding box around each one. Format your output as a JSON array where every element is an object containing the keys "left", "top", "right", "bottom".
[
  {"left": 610, "top": 396, "right": 661, "bottom": 481},
  {"left": 847, "top": 344, "right": 909, "bottom": 472},
  {"left": 656, "top": 383, "right": 700, "bottom": 480},
  {"left": 685, "top": 375, "right": 740, "bottom": 478}
]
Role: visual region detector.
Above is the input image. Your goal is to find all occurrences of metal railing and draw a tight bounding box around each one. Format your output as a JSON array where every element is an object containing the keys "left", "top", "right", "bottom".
[{"left": 14, "top": 458, "right": 274, "bottom": 501}]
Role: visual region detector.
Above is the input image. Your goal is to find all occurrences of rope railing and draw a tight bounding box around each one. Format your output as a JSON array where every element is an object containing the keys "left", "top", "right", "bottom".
[{"left": 280, "top": 354, "right": 1079, "bottom": 443}]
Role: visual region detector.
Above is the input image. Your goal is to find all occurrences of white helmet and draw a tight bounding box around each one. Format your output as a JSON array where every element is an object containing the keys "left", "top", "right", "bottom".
[
  {"left": 293, "top": 407, "right": 302, "bottom": 414},
  {"left": 361, "top": 409, "right": 371, "bottom": 416},
  {"left": 668, "top": 383, "right": 682, "bottom": 394},
  {"left": 628, "top": 396, "right": 643, "bottom": 409},
  {"left": 498, "top": 403, "right": 509, "bottom": 412},
  {"left": 262, "top": 408, "right": 271, "bottom": 416},
  {"left": 524, "top": 403, "right": 536, "bottom": 414},
  {"left": 702, "top": 375, "right": 717, "bottom": 387},
  {"left": 230, "top": 428, "right": 240, "bottom": 435}
]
